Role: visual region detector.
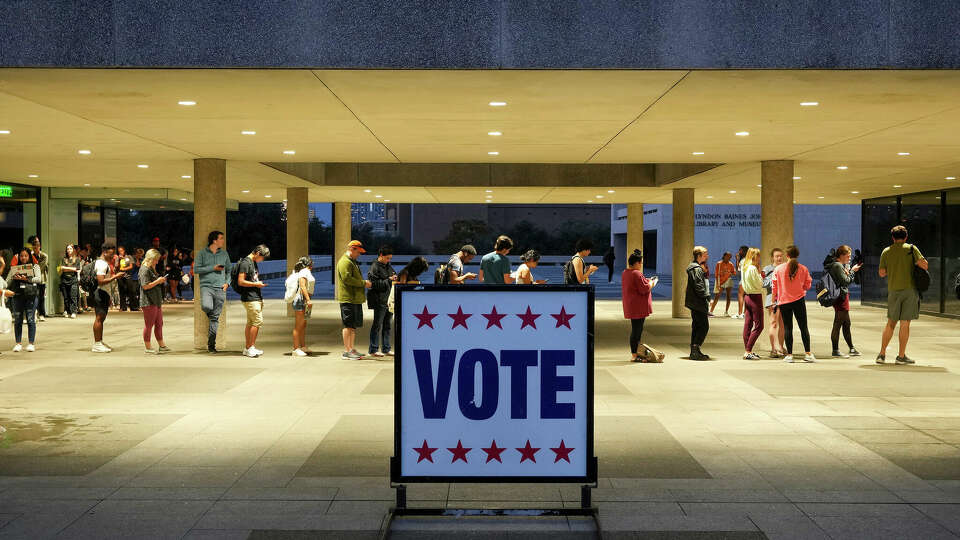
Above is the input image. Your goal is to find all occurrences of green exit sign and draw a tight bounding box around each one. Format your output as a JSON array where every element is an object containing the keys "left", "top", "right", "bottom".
[{"left": 0, "top": 185, "right": 12, "bottom": 197}]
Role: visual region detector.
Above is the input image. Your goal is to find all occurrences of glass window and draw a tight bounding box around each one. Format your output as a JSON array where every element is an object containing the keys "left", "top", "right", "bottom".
[
  {"left": 861, "top": 197, "right": 898, "bottom": 304},
  {"left": 900, "top": 191, "right": 942, "bottom": 313},
  {"left": 945, "top": 188, "right": 960, "bottom": 316}
]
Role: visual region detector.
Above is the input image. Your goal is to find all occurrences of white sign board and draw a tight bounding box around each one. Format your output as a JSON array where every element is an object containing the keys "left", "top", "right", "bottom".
[{"left": 393, "top": 285, "right": 595, "bottom": 482}]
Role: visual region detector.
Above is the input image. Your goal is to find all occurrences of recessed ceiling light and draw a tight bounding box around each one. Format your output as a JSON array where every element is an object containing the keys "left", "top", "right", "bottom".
[
  {"left": 793, "top": 176, "right": 801, "bottom": 180},
  {"left": 83, "top": 183, "right": 91, "bottom": 186},
  {"left": 850, "top": 191, "right": 859, "bottom": 194},
  {"left": 375, "top": 194, "right": 383, "bottom": 198},
  {"left": 800, "top": 101, "right": 819, "bottom": 106},
  {"left": 0, "top": 130, "right": 10, "bottom": 135},
  {"left": 77, "top": 149, "right": 91, "bottom": 155},
  {"left": 728, "top": 190, "right": 737, "bottom": 194},
  {"left": 607, "top": 190, "right": 615, "bottom": 194},
  {"left": 587, "top": 200, "right": 593, "bottom": 203},
  {"left": 282, "top": 150, "right": 296, "bottom": 155},
  {"left": 28, "top": 174, "right": 38, "bottom": 178},
  {"left": 837, "top": 166, "right": 848, "bottom": 170},
  {"left": 241, "top": 189, "right": 250, "bottom": 193},
  {"left": 177, "top": 100, "right": 196, "bottom": 106},
  {"left": 384, "top": 199, "right": 391, "bottom": 202},
  {"left": 137, "top": 164, "right": 149, "bottom": 169},
  {"left": 734, "top": 131, "right": 749, "bottom": 137},
  {"left": 485, "top": 189, "right": 493, "bottom": 193},
  {"left": 264, "top": 194, "right": 272, "bottom": 198},
  {"left": 485, "top": 195, "right": 493, "bottom": 199},
  {"left": 706, "top": 195, "right": 714, "bottom": 199},
  {"left": 363, "top": 189, "right": 372, "bottom": 193},
  {"left": 179, "top": 198, "right": 187, "bottom": 201},
  {"left": 893, "top": 184, "right": 902, "bottom": 188},
  {"left": 946, "top": 176, "right": 956, "bottom": 180},
  {"left": 691, "top": 151, "right": 705, "bottom": 155},
  {"left": 489, "top": 101, "right": 507, "bottom": 107},
  {"left": 818, "top": 196, "right": 825, "bottom": 199},
  {"left": 181, "top": 175, "right": 191, "bottom": 179},
  {"left": 241, "top": 130, "right": 256, "bottom": 135},
  {"left": 488, "top": 151, "right": 499, "bottom": 156},
  {"left": 897, "top": 152, "right": 910, "bottom": 156},
  {"left": 756, "top": 184, "right": 762, "bottom": 188},
  {"left": 488, "top": 131, "right": 502, "bottom": 136}
]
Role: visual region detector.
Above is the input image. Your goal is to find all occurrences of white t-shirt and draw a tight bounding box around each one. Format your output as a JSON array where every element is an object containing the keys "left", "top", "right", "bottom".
[
  {"left": 95, "top": 259, "right": 111, "bottom": 292},
  {"left": 512, "top": 263, "right": 534, "bottom": 284}
]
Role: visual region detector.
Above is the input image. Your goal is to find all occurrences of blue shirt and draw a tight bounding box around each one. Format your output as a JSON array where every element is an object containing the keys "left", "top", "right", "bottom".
[{"left": 480, "top": 252, "right": 511, "bottom": 284}]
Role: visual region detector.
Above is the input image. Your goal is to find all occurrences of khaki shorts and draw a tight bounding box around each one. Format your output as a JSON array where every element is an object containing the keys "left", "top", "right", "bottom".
[
  {"left": 243, "top": 300, "right": 264, "bottom": 327},
  {"left": 887, "top": 288, "right": 920, "bottom": 321}
]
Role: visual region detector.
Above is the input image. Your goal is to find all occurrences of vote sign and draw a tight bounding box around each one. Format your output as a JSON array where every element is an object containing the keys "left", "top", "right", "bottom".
[{"left": 392, "top": 285, "right": 596, "bottom": 483}]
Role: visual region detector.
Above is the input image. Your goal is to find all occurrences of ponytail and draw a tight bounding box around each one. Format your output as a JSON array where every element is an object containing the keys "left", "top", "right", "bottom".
[
  {"left": 294, "top": 256, "right": 313, "bottom": 272},
  {"left": 786, "top": 245, "right": 800, "bottom": 280}
]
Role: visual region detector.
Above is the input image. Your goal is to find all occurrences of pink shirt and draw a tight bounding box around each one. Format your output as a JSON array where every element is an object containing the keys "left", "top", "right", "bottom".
[
  {"left": 772, "top": 261, "right": 812, "bottom": 305},
  {"left": 621, "top": 269, "right": 653, "bottom": 319}
]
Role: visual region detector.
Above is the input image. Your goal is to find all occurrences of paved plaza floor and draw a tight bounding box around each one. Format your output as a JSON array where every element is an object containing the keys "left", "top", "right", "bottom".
[{"left": 1, "top": 298, "right": 959, "bottom": 539}]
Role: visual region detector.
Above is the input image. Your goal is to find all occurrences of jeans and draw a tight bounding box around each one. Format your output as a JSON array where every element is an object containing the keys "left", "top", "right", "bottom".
[
  {"left": 11, "top": 295, "right": 37, "bottom": 344},
  {"left": 201, "top": 287, "right": 226, "bottom": 339},
  {"left": 60, "top": 281, "right": 79, "bottom": 315},
  {"left": 742, "top": 293, "right": 765, "bottom": 351},
  {"left": 779, "top": 299, "right": 810, "bottom": 354},
  {"left": 369, "top": 306, "right": 392, "bottom": 354},
  {"left": 629, "top": 318, "right": 645, "bottom": 354},
  {"left": 691, "top": 310, "right": 709, "bottom": 347},
  {"left": 36, "top": 283, "right": 46, "bottom": 317},
  {"left": 141, "top": 305, "right": 164, "bottom": 343},
  {"left": 120, "top": 279, "right": 139, "bottom": 310}
]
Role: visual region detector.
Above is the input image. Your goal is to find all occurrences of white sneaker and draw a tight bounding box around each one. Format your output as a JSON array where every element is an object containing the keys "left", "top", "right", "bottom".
[
  {"left": 144, "top": 348, "right": 158, "bottom": 354},
  {"left": 292, "top": 348, "right": 307, "bottom": 357},
  {"left": 251, "top": 346, "right": 264, "bottom": 356},
  {"left": 12, "top": 344, "right": 22, "bottom": 353},
  {"left": 783, "top": 354, "right": 794, "bottom": 363},
  {"left": 25, "top": 344, "right": 35, "bottom": 352},
  {"left": 372, "top": 352, "right": 385, "bottom": 358},
  {"left": 385, "top": 351, "right": 394, "bottom": 357},
  {"left": 91, "top": 342, "right": 111, "bottom": 353},
  {"left": 101, "top": 342, "right": 113, "bottom": 351},
  {"left": 70, "top": 313, "right": 77, "bottom": 319},
  {"left": 38, "top": 315, "right": 45, "bottom": 322},
  {"left": 803, "top": 353, "right": 817, "bottom": 363},
  {"left": 243, "top": 347, "right": 260, "bottom": 358}
]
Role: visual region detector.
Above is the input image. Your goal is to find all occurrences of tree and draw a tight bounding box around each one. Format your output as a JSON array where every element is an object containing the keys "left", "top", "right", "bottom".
[
  {"left": 351, "top": 223, "right": 423, "bottom": 254},
  {"left": 432, "top": 219, "right": 493, "bottom": 254}
]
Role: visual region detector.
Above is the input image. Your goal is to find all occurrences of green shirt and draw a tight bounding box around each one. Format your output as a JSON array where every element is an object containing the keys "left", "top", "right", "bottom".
[
  {"left": 480, "top": 252, "right": 511, "bottom": 284},
  {"left": 879, "top": 242, "right": 923, "bottom": 292},
  {"left": 336, "top": 254, "right": 366, "bottom": 304}
]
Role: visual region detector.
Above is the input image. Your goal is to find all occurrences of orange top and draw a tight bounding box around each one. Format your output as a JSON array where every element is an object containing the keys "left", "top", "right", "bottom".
[{"left": 715, "top": 260, "right": 735, "bottom": 286}]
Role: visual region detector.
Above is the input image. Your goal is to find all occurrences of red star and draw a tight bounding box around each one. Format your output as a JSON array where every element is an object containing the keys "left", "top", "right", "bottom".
[
  {"left": 550, "top": 440, "right": 575, "bottom": 463},
  {"left": 481, "top": 439, "right": 506, "bottom": 463},
  {"left": 481, "top": 306, "right": 507, "bottom": 329},
  {"left": 447, "top": 306, "right": 472, "bottom": 329},
  {"left": 516, "top": 306, "right": 541, "bottom": 330},
  {"left": 516, "top": 439, "right": 540, "bottom": 463},
  {"left": 413, "top": 440, "right": 437, "bottom": 463},
  {"left": 414, "top": 306, "right": 438, "bottom": 329},
  {"left": 550, "top": 306, "right": 576, "bottom": 329},
  {"left": 448, "top": 439, "right": 472, "bottom": 463}
]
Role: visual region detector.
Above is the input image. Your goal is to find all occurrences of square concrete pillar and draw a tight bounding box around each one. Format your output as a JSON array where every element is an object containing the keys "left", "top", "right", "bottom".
[
  {"left": 761, "top": 160, "right": 794, "bottom": 261},
  {"left": 626, "top": 203, "right": 644, "bottom": 262},
  {"left": 193, "top": 158, "right": 227, "bottom": 350},
  {"left": 333, "top": 202, "right": 352, "bottom": 290},
  {"left": 286, "top": 188, "right": 309, "bottom": 317},
  {"left": 672, "top": 188, "right": 695, "bottom": 318}
]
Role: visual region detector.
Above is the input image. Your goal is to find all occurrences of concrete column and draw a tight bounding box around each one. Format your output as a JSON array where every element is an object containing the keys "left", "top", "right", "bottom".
[
  {"left": 193, "top": 158, "right": 227, "bottom": 351},
  {"left": 672, "top": 188, "right": 695, "bottom": 318},
  {"left": 761, "top": 160, "right": 794, "bottom": 262},
  {"left": 333, "top": 202, "right": 351, "bottom": 290},
  {"left": 626, "top": 203, "right": 644, "bottom": 262},
  {"left": 286, "top": 188, "right": 309, "bottom": 317}
]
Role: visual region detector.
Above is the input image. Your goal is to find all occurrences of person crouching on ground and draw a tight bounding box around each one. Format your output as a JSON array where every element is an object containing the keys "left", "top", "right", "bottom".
[
  {"left": 138, "top": 248, "right": 170, "bottom": 354},
  {"left": 289, "top": 256, "right": 315, "bottom": 357},
  {"left": 622, "top": 249, "right": 658, "bottom": 362},
  {"left": 740, "top": 247, "right": 765, "bottom": 360},
  {"left": 337, "top": 240, "right": 373, "bottom": 360},
  {"left": 367, "top": 246, "right": 396, "bottom": 358},
  {"left": 772, "top": 245, "right": 815, "bottom": 363},
  {"left": 685, "top": 246, "right": 712, "bottom": 360}
]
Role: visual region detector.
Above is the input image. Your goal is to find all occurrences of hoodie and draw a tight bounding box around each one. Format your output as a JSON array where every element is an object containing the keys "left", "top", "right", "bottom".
[
  {"left": 823, "top": 252, "right": 853, "bottom": 295},
  {"left": 684, "top": 262, "right": 711, "bottom": 313}
]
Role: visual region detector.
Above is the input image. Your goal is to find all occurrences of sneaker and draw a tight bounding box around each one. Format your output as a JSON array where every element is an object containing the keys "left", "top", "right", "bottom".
[
  {"left": 101, "top": 342, "right": 113, "bottom": 351},
  {"left": 70, "top": 313, "right": 77, "bottom": 319},
  {"left": 38, "top": 315, "right": 45, "bottom": 322},
  {"left": 875, "top": 354, "right": 886, "bottom": 364},
  {"left": 803, "top": 353, "right": 817, "bottom": 363},
  {"left": 208, "top": 347, "right": 218, "bottom": 354},
  {"left": 743, "top": 352, "right": 760, "bottom": 360},
  {"left": 371, "top": 352, "right": 385, "bottom": 358},
  {"left": 243, "top": 347, "right": 260, "bottom": 358},
  {"left": 783, "top": 354, "right": 795, "bottom": 363},
  {"left": 292, "top": 348, "right": 307, "bottom": 357},
  {"left": 25, "top": 344, "right": 35, "bottom": 352},
  {"left": 849, "top": 348, "right": 861, "bottom": 357},
  {"left": 832, "top": 350, "right": 849, "bottom": 358},
  {"left": 385, "top": 351, "right": 394, "bottom": 357},
  {"left": 895, "top": 356, "right": 915, "bottom": 365},
  {"left": 251, "top": 346, "right": 264, "bottom": 356},
  {"left": 91, "top": 342, "right": 111, "bottom": 353},
  {"left": 158, "top": 345, "right": 171, "bottom": 353},
  {"left": 12, "top": 344, "right": 22, "bottom": 353},
  {"left": 341, "top": 351, "right": 357, "bottom": 359},
  {"left": 144, "top": 348, "right": 158, "bottom": 354}
]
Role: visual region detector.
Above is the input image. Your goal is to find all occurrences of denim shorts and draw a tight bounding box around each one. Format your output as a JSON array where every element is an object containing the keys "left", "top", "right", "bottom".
[{"left": 292, "top": 297, "right": 305, "bottom": 312}]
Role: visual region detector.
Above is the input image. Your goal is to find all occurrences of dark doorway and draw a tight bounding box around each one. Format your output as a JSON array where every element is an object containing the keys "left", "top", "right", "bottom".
[{"left": 643, "top": 230, "right": 657, "bottom": 271}]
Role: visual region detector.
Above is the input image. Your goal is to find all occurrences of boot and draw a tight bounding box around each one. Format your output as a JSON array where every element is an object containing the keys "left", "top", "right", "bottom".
[
  {"left": 207, "top": 334, "right": 218, "bottom": 353},
  {"left": 690, "top": 346, "right": 704, "bottom": 361}
]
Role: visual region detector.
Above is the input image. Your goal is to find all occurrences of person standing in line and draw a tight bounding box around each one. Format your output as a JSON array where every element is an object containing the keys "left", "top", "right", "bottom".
[
  {"left": 763, "top": 248, "right": 786, "bottom": 358},
  {"left": 445, "top": 245, "right": 478, "bottom": 284},
  {"left": 825, "top": 245, "right": 862, "bottom": 358},
  {"left": 237, "top": 245, "right": 269, "bottom": 358},
  {"left": 0, "top": 275, "right": 14, "bottom": 355},
  {"left": 337, "top": 240, "right": 373, "bottom": 359},
  {"left": 622, "top": 249, "right": 658, "bottom": 362},
  {"left": 685, "top": 246, "right": 712, "bottom": 360},
  {"left": 165, "top": 247, "right": 184, "bottom": 303},
  {"left": 772, "top": 245, "right": 815, "bottom": 363},
  {"left": 58, "top": 244, "right": 81, "bottom": 319},
  {"left": 366, "top": 246, "right": 397, "bottom": 358},
  {"left": 77, "top": 245, "right": 91, "bottom": 313},
  {"left": 27, "top": 236, "right": 49, "bottom": 322},
  {"left": 116, "top": 246, "right": 137, "bottom": 311},
  {"left": 397, "top": 257, "right": 429, "bottom": 285},
  {"left": 289, "top": 256, "right": 315, "bottom": 357},
  {"left": 709, "top": 252, "right": 736, "bottom": 316},
  {"left": 8, "top": 248, "right": 41, "bottom": 352},
  {"left": 479, "top": 236, "right": 515, "bottom": 284},
  {"left": 108, "top": 248, "right": 121, "bottom": 310},
  {"left": 194, "top": 230, "right": 231, "bottom": 353},
  {"left": 740, "top": 247, "right": 765, "bottom": 360},
  {"left": 877, "top": 225, "right": 928, "bottom": 365},
  {"left": 138, "top": 248, "right": 169, "bottom": 354},
  {"left": 604, "top": 247, "right": 616, "bottom": 283},
  {"left": 734, "top": 245, "right": 749, "bottom": 319},
  {"left": 566, "top": 239, "right": 599, "bottom": 285},
  {"left": 513, "top": 250, "right": 547, "bottom": 285},
  {"left": 91, "top": 243, "right": 126, "bottom": 353}
]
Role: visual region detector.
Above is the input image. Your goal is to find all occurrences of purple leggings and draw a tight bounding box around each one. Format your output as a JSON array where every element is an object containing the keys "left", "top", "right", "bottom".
[
  {"left": 743, "top": 293, "right": 765, "bottom": 351},
  {"left": 142, "top": 305, "right": 164, "bottom": 343}
]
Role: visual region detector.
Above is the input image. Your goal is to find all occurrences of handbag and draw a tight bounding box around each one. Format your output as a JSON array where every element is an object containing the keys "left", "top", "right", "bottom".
[
  {"left": 910, "top": 244, "right": 930, "bottom": 293},
  {"left": 0, "top": 296, "right": 12, "bottom": 335}
]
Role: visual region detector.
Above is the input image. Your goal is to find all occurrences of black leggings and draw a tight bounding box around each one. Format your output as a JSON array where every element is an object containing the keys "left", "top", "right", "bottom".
[
  {"left": 831, "top": 309, "right": 853, "bottom": 350},
  {"left": 629, "top": 318, "right": 645, "bottom": 354},
  {"left": 691, "top": 310, "right": 709, "bottom": 347},
  {"left": 779, "top": 299, "right": 810, "bottom": 354}
]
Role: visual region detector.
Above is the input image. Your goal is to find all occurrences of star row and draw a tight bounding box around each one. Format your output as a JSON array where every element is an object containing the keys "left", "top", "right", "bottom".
[
  {"left": 413, "top": 305, "right": 576, "bottom": 331},
  {"left": 412, "top": 438, "right": 575, "bottom": 464}
]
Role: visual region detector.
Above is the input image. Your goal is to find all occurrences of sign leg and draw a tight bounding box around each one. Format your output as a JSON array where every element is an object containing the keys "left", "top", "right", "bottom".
[{"left": 396, "top": 484, "right": 407, "bottom": 509}]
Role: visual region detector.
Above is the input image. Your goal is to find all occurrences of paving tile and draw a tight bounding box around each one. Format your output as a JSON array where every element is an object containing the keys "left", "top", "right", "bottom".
[
  {"left": 222, "top": 486, "right": 339, "bottom": 501},
  {"left": 781, "top": 489, "right": 902, "bottom": 503},
  {"left": 129, "top": 465, "right": 246, "bottom": 488},
  {"left": 914, "top": 504, "right": 960, "bottom": 534},
  {"left": 811, "top": 515, "right": 957, "bottom": 540},
  {"left": 109, "top": 487, "right": 228, "bottom": 500}
]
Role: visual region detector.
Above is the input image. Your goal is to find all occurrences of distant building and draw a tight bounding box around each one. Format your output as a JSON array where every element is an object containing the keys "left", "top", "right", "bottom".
[{"left": 352, "top": 203, "right": 398, "bottom": 234}]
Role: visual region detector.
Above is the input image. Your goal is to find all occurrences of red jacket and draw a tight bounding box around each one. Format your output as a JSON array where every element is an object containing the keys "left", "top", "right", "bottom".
[{"left": 621, "top": 268, "right": 653, "bottom": 319}]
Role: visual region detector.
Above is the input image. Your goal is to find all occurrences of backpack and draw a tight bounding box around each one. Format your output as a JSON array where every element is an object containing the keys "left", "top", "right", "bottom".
[
  {"left": 815, "top": 270, "right": 842, "bottom": 308},
  {"left": 909, "top": 244, "right": 930, "bottom": 293},
  {"left": 433, "top": 264, "right": 449, "bottom": 285},
  {"left": 229, "top": 260, "right": 242, "bottom": 294},
  {"left": 79, "top": 260, "right": 99, "bottom": 294},
  {"left": 563, "top": 256, "right": 581, "bottom": 285}
]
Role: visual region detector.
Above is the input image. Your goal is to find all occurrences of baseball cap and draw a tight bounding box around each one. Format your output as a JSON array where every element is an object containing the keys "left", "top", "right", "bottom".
[{"left": 348, "top": 240, "right": 366, "bottom": 253}]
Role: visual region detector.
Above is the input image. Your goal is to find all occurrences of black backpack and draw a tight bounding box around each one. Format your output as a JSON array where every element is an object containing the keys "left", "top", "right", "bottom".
[
  {"left": 230, "top": 260, "right": 242, "bottom": 294},
  {"left": 815, "top": 271, "right": 842, "bottom": 307},
  {"left": 79, "top": 260, "right": 99, "bottom": 294},
  {"left": 563, "top": 256, "right": 580, "bottom": 285},
  {"left": 909, "top": 244, "right": 930, "bottom": 293}
]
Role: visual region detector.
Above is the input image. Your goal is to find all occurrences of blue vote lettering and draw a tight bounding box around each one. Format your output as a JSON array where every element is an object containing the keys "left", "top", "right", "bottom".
[{"left": 413, "top": 348, "right": 576, "bottom": 420}]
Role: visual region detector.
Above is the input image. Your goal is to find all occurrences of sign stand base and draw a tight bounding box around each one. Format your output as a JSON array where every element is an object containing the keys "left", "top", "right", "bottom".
[{"left": 380, "top": 483, "right": 600, "bottom": 540}]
